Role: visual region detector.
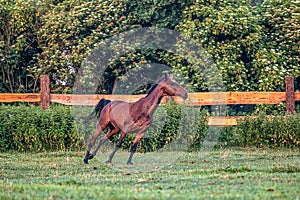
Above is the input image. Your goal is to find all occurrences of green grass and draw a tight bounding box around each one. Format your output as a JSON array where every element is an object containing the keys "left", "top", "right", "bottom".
[{"left": 0, "top": 148, "right": 299, "bottom": 199}]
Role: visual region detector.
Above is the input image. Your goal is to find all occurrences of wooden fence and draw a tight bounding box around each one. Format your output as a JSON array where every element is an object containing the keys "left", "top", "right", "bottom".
[{"left": 0, "top": 75, "right": 299, "bottom": 126}]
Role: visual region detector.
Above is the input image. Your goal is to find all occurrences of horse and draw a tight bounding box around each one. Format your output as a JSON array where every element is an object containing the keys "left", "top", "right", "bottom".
[{"left": 83, "top": 74, "right": 188, "bottom": 165}]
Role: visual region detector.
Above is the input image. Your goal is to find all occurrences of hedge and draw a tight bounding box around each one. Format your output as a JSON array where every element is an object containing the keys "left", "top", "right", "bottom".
[
  {"left": 0, "top": 103, "right": 209, "bottom": 152},
  {"left": 220, "top": 114, "right": 300, "bottom": 148},
  {"left": 0, "top": 104, "right": 82, "bottom": 152},
  {"left": 0, "top": 104, "right": 299, "bottom": 152}
]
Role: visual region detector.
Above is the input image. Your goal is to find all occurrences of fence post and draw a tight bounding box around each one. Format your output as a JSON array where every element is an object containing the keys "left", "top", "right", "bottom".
[
  {"left": 285, "top": 76, "right": 295, "bottom": 114},
  {"left": 40, "top": 74, "right": 50, "bottom": 110}
]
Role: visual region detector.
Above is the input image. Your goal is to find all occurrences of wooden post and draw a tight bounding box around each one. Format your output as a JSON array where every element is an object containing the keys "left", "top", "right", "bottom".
[
  {"left": 285, "top": 76, "right": 295, "bottom": 114},
  {"left": 40, "top": 74, "right": 50, "bottom": 110}
]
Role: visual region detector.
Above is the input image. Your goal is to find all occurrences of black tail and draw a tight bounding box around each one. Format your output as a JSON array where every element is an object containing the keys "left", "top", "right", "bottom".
[{"left": 84, "top": 99, "right": 111, "bottom": 123}]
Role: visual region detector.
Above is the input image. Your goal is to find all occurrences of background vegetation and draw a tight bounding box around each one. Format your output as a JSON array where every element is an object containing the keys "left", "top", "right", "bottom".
[
  {"left": 1, "top": 0, "right": 299, "bottom": 93},
  {"left": 0, "top": 104, "right": 299, "bottom": 152},
  {"left": 1, "top": 2, "right": 299, "bottom": 199},
  {"left": 0, "top": 104, "right": 81, "bottom": 151}
]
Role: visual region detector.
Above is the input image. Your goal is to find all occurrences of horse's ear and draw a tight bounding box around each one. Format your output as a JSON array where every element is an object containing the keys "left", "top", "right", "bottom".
[
  {"left": 164, "top": 73, "right": 168, "bottom": 80},
  {"left": 164, "top": 74, "right": 173, "bottom": 80}
]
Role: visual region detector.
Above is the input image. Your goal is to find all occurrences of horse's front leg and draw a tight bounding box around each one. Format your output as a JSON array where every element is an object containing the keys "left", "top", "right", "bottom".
[
  {"left": 90, "top": 128, "right": 119, "bottom": 161},
  {"left": 106, "top": 131, "right": 126, "bottom": 164},
  {"left": 127, "top": 132, "right": 145, "bottom": 165}
]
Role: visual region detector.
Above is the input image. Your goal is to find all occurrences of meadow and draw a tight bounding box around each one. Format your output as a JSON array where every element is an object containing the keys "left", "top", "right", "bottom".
[{"left": 1, "top": 148, "right": 299, "bottom": 200}]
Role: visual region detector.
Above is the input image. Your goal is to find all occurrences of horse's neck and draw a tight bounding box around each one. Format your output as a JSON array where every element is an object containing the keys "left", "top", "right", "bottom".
[{"left": 140, "top": 86, "right": 164, "bottom": 117}]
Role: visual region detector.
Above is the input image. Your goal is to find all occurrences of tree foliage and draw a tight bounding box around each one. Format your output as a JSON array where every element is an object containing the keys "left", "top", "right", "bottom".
[
  {"left": 0, "top": 0, "right": 299, "bottom": 93},
  {"left": 257, "top": 0, "right": 300, "bottom": 91},
  {"left": 126, "top": 0, "right": 190, "bottom": 28},
  {"left": 33, "top": 0, "right": 136, "bottom": 93},
  {"left": 176, "top": 0, "right": 261, "bottom": 91},
  {"left": 0, "top": 0, "right": 40, "bottom": 92},
  {"left": 176, "top": 0, "right": 299, "bottom": 92}
]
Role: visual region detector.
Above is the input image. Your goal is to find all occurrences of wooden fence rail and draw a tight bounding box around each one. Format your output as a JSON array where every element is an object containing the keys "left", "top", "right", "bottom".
[
  {"left": 0, "top": 75, "right": 298, "bottom": 126},
  {"left": 1, "top": 92, "right": 299, "bottom": 106}
]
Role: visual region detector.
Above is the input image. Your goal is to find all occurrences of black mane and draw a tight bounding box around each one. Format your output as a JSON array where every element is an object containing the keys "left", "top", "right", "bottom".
[{"left": 146, "top": 83, "right": 158, "bottom": 95}]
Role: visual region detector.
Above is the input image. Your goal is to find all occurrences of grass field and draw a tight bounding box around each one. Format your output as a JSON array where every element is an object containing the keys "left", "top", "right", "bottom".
[{"left": 0, "top": 148, "right": 299, "bottom": 199}]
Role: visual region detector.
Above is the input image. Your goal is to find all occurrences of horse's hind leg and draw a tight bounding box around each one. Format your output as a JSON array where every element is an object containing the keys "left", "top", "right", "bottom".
[
  {"left": 90, "top": 127, "right": 119, "bottom": 160},
  {"left": 106, "top": 131, "right": 126, "bottom": 164},
  {"left": 84, "top": 121, "right": 107, "bottom": 164}
]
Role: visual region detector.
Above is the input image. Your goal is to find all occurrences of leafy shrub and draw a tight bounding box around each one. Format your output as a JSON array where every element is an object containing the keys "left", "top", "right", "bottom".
[
  {"left": 220, "top": 114, "right": 300, "bottom": 148},
  {"left": 1, "top": 104, "right": 299, "bottom": 152},
  {"left": 0, "top": 104, "right": 83, "bottom": 152},
  {"left": 0, "top": 103, "right": 209, "bottom": 152}
]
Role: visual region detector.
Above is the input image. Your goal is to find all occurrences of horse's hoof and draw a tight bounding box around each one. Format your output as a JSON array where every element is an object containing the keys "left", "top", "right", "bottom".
[
  {"left": 105, "top": 160, "right": 112, "bottom": 164},
  {"left": 88, "top": 154, "right": 94, "bottom": 160},
  {"left": 84, "top": 158, "right": 89, "bottom": 164},
  {"left": 127, "top": 161, "right": 133, "bottom": 165}
]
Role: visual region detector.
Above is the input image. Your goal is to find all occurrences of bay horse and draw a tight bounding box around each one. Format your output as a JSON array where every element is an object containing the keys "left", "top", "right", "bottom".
[{"left": 83, "top": 74, "right": 188, "bottom": 165}]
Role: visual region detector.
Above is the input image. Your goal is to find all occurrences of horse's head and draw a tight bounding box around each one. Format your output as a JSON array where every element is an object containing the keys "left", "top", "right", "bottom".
[{"left": 160, "top": 74, "right": 188, "bottom": 99}]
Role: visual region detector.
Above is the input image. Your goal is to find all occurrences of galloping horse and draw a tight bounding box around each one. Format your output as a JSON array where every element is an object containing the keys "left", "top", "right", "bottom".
[{"left": 84, "top": 74, "right": 188, "bottom": 165}]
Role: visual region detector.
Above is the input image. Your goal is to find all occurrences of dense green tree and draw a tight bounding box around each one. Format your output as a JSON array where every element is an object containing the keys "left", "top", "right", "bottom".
[
  {"left": 1, "top": 0, "right": 299, "bottom": 94},
  {"left": 126, "top": 0, "right": 191, "bottom": 28},
  {"left": 176, "top": 0, "right": 299, "bottom": 92},
  {"left": 32, "top": 0, "right": 135, "bottom": 93},
  {"left": 0, "top": 0, "right": 40, "bottom": 92},
  {"left": 257, "top": 0, "right": 300, "bottom": 91},
  {"left": 34, "top": 0, "right": 194, "bottom": 94},
  {"left": 176, "top": 0, "right": 264, "bottom": 91}
]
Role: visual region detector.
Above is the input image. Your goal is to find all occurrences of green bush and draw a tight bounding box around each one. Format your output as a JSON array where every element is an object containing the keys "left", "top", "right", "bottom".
[
  {"left": 0, "top": 103, "right": 209, "bottom": 152},
  {"left": 220, "top": 114, "right": 300, "bottom": 148},
  {"left": 1, "top": 104, "right": 299, "bottom": 152},
  {"left": 0, "top": 104, "right": 83, "bottom": 152}
]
